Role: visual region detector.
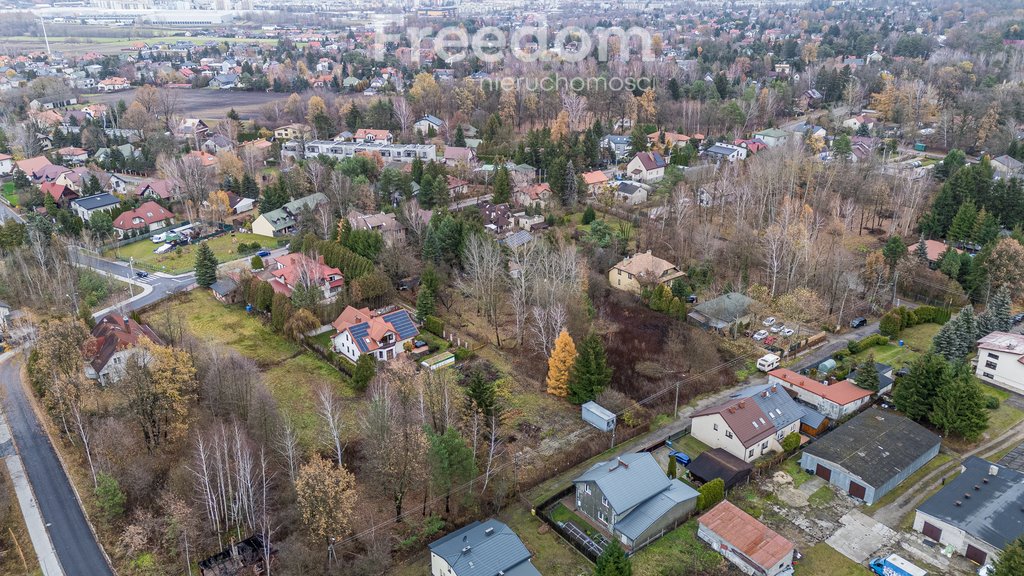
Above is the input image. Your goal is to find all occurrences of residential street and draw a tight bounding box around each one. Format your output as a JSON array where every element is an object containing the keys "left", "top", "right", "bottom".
[
  {"left": 72, "top": 246, "right": 197, "bottom": 316},
  {"left": 0, "top": 354, "right": 114, "bottom": 576}
]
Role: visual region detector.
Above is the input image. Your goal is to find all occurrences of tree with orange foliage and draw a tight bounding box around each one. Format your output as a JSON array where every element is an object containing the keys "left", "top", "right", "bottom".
[{"left": 546, "top": 329, "right": 577, "bottom": 397}]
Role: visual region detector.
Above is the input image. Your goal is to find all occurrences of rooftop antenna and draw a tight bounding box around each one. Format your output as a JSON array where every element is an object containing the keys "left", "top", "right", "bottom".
[{"left": 40, "top": 17, "right": 51, "bottom": 57}]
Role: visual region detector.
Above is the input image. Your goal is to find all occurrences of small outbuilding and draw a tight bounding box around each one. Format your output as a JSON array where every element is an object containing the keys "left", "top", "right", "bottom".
[
  {"left": 698, "top": 500, "right": 795, "bottom": 576},
  {"left": 581, "top": 401, "right": 616, "bottom": 432},
  {"left": 687, "top": 292, "right": 754, "bottom": 336},
  {"left": 687, "top": 448, "right": 752, "bottom": 489}
]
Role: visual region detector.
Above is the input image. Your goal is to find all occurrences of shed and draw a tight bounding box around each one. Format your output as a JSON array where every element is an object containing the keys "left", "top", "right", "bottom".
[
  {"left": 687, "top": 448, "right": 752, "bottom": 489},
  {"left": 817, "top": 359, "right": 837, "bottom": 374},
  {"left": 420, "top": 351, "right": 455, "bottom": 371},
  {"left": 582, "top": 401, "right": 616, "bottom": 432}
]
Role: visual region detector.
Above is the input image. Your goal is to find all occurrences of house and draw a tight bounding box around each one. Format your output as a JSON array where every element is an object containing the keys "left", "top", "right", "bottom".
[
  {"left": 768, "top": 368, "right": 874, "bottom": 420},
  {"left": 647, "top": 131, "right": 690, "bottom": 149},
  {"left": 514, "top": 183, "right": 551, "bottom": 209},
  {"left": 799, "top": 407, "right": 940, "bottom": 505},
  {"left": 97, "top": 76, "right": 130, "bottom": 92},
  {"left": 698, "top": 500, "right": 795, "bottom": 576},
  {"left": 71, "top": 193, "right": 121, "bottom": 222},
  {"left": 136, "top": 179, "right": 176, "bottom": 201},
  {"left": 202, "top": 134, "right": 234, "bottom": 155},
  {"left": 789, "top": 121, "right": 827, "bottom": 140},
  {"left": 703, "top": 143, "right": 747, "bottom": 162},
  {"left": 40, "top": 182, "right": 79, "bottom": 207},
  {"left": 428, "top": 519, "right": 540, "bottom": 576},
  {"left": 614, "top": 181, "right": 649, "bottom": 205},
  {"left": 802, "top": 89, "right": 823, "bottom": 108},
  {"left": 178, "top": 118, "right": 210, "bottom": 140},
  {"left": 15, "top": 156, "right": 52, "bottom": 178},
  {"left": 992, "top": 155, "right": 1024, "bottom": 178},
  {"left": 909, "top": 239, "right": 962, "bottom": 266},
  {"left": 210, "top": 277, "right": 240, "bottom": 304},
  {"left": 298, "top": 141, "right": 437, "bottom": 164},
  {"left": 224, "top": 192, "right": 255, "bottom": 215},
  {"left": 113, "top": 201, "right": 174, "bottom": 238},
  {"left": 83, "top": 313, "right": 163, "bottom": 385},
  {"left": 33, "top": 164, "right": 75, "bottom": 188},
  {"left": 330, "top": 306, "right": 419, "bottom": 363},
  {"left": 914, "top": 456, "right": 1024, "bottom": 568},
  {"left": 0, "top": 153, "right": 12, "bottom": 175},
  {"left": 346, "top": 210, "right": 406, "bottom": 247},
  {"left": 691, "top": 383, "right": 805, "bottom": 463},
  {"left": 447, "top": 176, "right": 469, "bottom": 198},
  {"left": 414, "top": 114, "right": 444, "bottom": 135},
  {"left": 608, "top": 250, "right": 685, "bottom": 294},
  {"left": 443, "top": 146, "right": 476, "bottom": 166},
  {"left": 353, "top": 128, "right": 394, "bottom": 144},
  {"left": 57, "top": 146, "right": 88, "bottom": 164},
  {"left": 600, "top": 134, "right": 631, "bottom": 160},
  {"left": 480, "top": 202, "right": 513, "bottom": 233},
  {"left": 686, "top": 448, "right": 752, "bottom": 489},
  {"left": 687, "top": 292, "right": 754, "bottom": 335},
  {"left": 209, "top": 73, "right": 238, "bottom": 89},
  {"left": 268, "top": 253, "right": 344, "bottom": 300},
  {"left": 753, "top": 128, "right": 789, "bottom": 147},
  {"left": 975, "top": 332, "right": 1024, "bottom": 395},
  {"left": 626, "top": 151, "right": 667, "bottom": 183},
  {"left": 842, "top": 115, "right": 875, "bottom": 133},
  {"left": 582, "top": 170, "right": 609, "bottom": 195},
  {"left": 198, "top": 534, "right": 273, "bottom": 576},
  {"left": 273, "top": 123, "right": 312, "bottom": 141},
  {"left": 573, "top": 452, "right": 699, "bottom": 550},
  {"left": 251, "top": 193, "right": 328, "bottom": 237}
]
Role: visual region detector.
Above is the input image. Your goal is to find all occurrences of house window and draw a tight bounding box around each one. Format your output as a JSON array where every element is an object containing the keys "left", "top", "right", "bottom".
[
  {"left": 985, "top": 361, "right": 998, "bottom": 370},
  {"left": 602, "top": 496, "right": 609, "bottom": 508},
  {"left": 713, "top": 423, "right": 718, "bottom": 431},
  {"left": 762, "top": 441, "right": 768, "bottom": 449},
  {"left": 585, "top": 484, "right": 591, "bottom": 495},
  {"left": 983, "top": 372, "right": 994, "bottom": 379},
  {"left": 725, "top": 430, "right": 733, "bottom": 439},
  {"left": 988, "top": 353, "right": 999, "bottom": 360},
  {"left": 598, "top": 510, "right": 606, "bottom": 524},
  {"left": 748, "top": 448, "right": 754, "bottom": 457}
]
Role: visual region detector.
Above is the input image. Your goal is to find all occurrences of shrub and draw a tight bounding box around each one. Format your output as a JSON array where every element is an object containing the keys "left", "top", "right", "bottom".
[
  {"left": 849, "top": 334, "right": 889, "bottom": 354},
  {"left": 697, "top": 478, "right": 725, "bottom": 511},
  {"left": 582, "top": 205, "right": 596, "bottom": 225},
  {"left": 667, "top": 457, "right": 677, "bottom": 479},
  {"left": 833, "top": 349, "right": 849, "bottom": 361},
  {"left": 986, "top": 395, "right": 1001, "bottom": 410},
  {"left": 781, "top": 432, "right": 801, "bottom": 452},
  {"left": 424, "top": 315, "right": 444, "bottom": 336},
  {"left": 250, "top": 255, "right": 263, "bottom": 269},
  {"left": 352, "top": 354, "right": 376, "bottom": 391},
  {"left": 453, "top": 347, "right": 475, "bottom": 362},
  {"left": 95, "top": 472, "right": 126, "bottom": 521}
]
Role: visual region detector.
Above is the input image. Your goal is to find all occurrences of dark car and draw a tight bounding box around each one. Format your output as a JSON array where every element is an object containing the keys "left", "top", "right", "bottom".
[
  {"left": 1014, "top": 313, "right": 1024, "bottom": 324},
  {"left": 686, "top": 294, "right": 698, "bottom": 304},
  {"left": 135, "top": 271, "right": 149, "bottom": 278},
  {"left": 850, "top": 317, "right": 867, "bottom": 329},
  {"left": 257, "top": 250, "right": 271, "bottom": 258}
]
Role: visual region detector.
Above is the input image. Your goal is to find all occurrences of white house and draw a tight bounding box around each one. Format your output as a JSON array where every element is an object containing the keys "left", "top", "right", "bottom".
[
  {"left": 113, "top": 201, "right": 174, "bottom": 238},
  {"left": 703, "top": 143, "right": 748, "bottom": 163},
  {"left": 626, "top": 151, "right": 667, "bottom": 183},
  {"left": 330, "top": 306, "right": 419, "bottom": 363},
  {"left": 84, "top": 314, "right": 163, "bottom": 385},
  {"left": 992, "top": 155, "right": 1023, "bottom": 178},
  {"left": 767, "top": 368, "right": 873, "bottom": 420},
  {"left": 70, "top": 193, "right": 121, "bottom": 222},
  {"left": 752, "top": 128, "right": 789, "bottom": 148},
  {"left": 268, "top": 253, "right": 344, "bottom": 301},
  {"left": 414, "top": 114, "right": 444, "bottom": 135},
  {"left": 0, "top": 153, "right": 13, "bottom": 175},
  {"left": 691, "top": 384, "right": 804, "bottom": 462},
  {"left": 975, "top": 332, "right": 1024, "bottom": 395}
]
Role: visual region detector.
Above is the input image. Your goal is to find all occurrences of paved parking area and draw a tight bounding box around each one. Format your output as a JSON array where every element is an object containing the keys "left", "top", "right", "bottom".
[{"left": 826, "top": 510, "right": 897, "bottom": 563}]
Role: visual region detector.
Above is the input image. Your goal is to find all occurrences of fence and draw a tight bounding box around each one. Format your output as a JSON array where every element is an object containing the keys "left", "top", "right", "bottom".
[{"left": 535, "top": 486, "right": 602, "bottom": 563}]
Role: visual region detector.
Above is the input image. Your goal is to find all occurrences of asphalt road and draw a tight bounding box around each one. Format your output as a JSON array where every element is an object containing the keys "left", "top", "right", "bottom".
[
  {"left": 72, "top": 247, "right": 196, "bottom": 313},
  {"left": 794, "top": 319, "right": 882, "bottom": 372},
  {"left": 0, "top": 355, "right": 114, "bottom": 576}
]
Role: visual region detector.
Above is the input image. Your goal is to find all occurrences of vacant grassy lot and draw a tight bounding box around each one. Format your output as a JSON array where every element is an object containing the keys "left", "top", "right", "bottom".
[
  {"left": 795, "top": 543, "right": 870, "bottom": 576},
  {"left": 848, "top": 323, "right": 941, "bottom": 369},
  {"left": 144, "top": 292, "right": 352, "bottom": 448},
  {"left": 782, "top": 456, "right": 813, "bottom": 487},
  {"left": 105, "top": 232, "right": 269, "bottom": 274},
  {"left": 2, "top": 182, "right": 16, "bottom": 206},
  {"left": 632, "top": 518, "right": 727, "bottom": 576}
]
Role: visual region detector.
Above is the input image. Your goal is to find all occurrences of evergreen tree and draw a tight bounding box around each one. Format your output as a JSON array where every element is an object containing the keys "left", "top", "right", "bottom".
[
  {"left": 667, "top": 457, "right": 677, "bottom": 479},
  {"left": 948, "top": 200, "right": 978, "bottom": 243},
  {"left": 938, "top": 246, "right": 961, "bottom": 278},
  {"left": 250, "top": 255, "right": 264, "bottom": 269},
  {"left": 12, "top": 168, "right": 30, "bottom": 190},
  {"left": 260, "top": 180, "right": 289, "bottom": 213},
  {"left": 833, "top": 134, "right": 853, "bottom": 160},
  {"left": 973, "top": 208, "right": 1000, "bottom": 246},
  {"left": 240, "top": 173, "right": 259, "bottom": 199},
  {"left": 582, "top": 205, "right": 596, "bottom": 225},
  {"left": 929, "top": 366, "right": 989, "bottom": 441},
  {"left": 854, "top": 355, "right": 880, "bottom": 391},
  {"left": 882, "top": 235, "right": 907, "bottom": 274},
  {"left": 415, "top": 286, "right": 435, "bottom": 323},
  {"left": 562, "top": 160, "right": 579, "bottom": 207},
  {"left": 595, "top": 540, "right": 631, "bottom": 576},
  {"left": 993, "top": 537, "right": 1024, "bottom": 576},
  {"left": 547, "top": 155, "right": 567, "bottom": 203},
  {"left": 492, "top": 165, "right": 511, "bottom": 204},
  {"left": 988, "top": 286, "right": 1013, "bottom": 333},
  {"left": 453, "top": 125, "right": 466, "bottom": 147},
  {"left": 933, "top": 307, "right": 977, "bottom": 362},
  {"left": 546, "top": 329, "right": 577, "bottom": 398},
  {"left": 893, "top": 353, "right": 951, "bottom": 421},
  {"left": 628, "top": 125, "right": 648, "bottom": 155},
  {"left": 568, "top": 334, "right": 613, "bottom": 404},
  {"left": 352, "top": 354, "right": 376, "bottom": 391},
  {"left": 915, "top": 236, "right": 929, "bottom": 262},
  {"left": 411, "top": 156, "right": 424, "bottom": 184},
  {"left": 194, "top": 242, "right": 218, "bottom": 288}
]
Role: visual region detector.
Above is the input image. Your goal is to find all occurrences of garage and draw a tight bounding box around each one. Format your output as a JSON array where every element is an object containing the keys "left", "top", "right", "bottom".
[
  {"left": 921, "top": 522, "right": 942, "bottom": 541},
  {"left": 966, "top": 544, "right": 987, "bottom": 565},
  {"left": 815, "top": 464, "right": 831, "bottom": 481},
  {"left": 848, "top": 481, "right": 866, "bottom": 500}
]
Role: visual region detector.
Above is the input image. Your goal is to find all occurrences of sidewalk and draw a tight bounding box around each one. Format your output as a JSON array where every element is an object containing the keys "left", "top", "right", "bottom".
[{"left": 0, "top": 400, "right": 64, "bottom": 576}]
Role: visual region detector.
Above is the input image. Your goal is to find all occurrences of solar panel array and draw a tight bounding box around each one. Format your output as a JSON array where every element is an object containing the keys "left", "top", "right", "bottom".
[
  {"left": 348, "top": 323, "right": 371, "bottom": 353},
  {"left": 560, "top": 521, "right": 608, "bottom": 557},
  {"left": 383, "top": 310, "right": 419, "bottom": 340}
]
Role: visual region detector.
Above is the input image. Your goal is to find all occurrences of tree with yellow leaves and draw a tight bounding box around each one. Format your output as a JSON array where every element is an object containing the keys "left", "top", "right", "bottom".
[
  {"left": 546, "top": 329, "right": 577, "bottom": 397},
  {"left": 408, "top": 72, "right": 442, "bottom": 118},
  {"left": 120, "top": 340, "right": 198, "bottom": 452},
  {"left": 295, "top": 457, "right": 357, "bottom": 554}
]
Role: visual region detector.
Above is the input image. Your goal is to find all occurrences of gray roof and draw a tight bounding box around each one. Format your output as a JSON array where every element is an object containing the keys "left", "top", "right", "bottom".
[
  {"left": 210, "top": 277, "right": 238, "bottom": 297},
  {"left": 799, "top": 405, "right": 828, "bottom": 429},
  {"left": 574, "top": 452, "right": 670, "bottom": 514},
  {"left": 689, "top": 292, "right": 753, "bottom": 327},
  {"left": 740, "top": 384, "right": 804, "bottom": 430},
  {"left": 602, "top": 135, "right": 631, "bottom": 146},
  {"left": 803, "top": 407, "right": 940, "bottom": 488},
  {"left": 994, "top": 155, "right": 1024, "bottom": 171},
  {"left": 257, "top": 193, "right": 327, "bottom": 232},
  {"left": 917, "top": 457, "right": 1024, "bottom": 550},
  {"left": 613, "top": 479, "right": 698, "bottom": 540},
  {"left": 501, "top": 230, "right": 533, "bottom": 249},
  {"left": 705, "top": 144, "right": 739, "bottom": 156},
  {"left": 72, "top": 193, "right": 120, "bottom": 211},
  {"left": 428, "top": 519, "right": 539, "bottom": 576},
  {"left": 849, "top": 362, "right": 894, "bottom": 392}
]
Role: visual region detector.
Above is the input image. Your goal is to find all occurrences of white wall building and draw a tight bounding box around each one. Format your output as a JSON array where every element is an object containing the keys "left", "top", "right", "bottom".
[{"left": 975, "top": 332, "right": 1024, "bottom": 395}]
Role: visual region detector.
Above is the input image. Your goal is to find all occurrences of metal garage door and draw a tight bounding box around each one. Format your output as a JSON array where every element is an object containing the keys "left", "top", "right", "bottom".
[
  {"left": 848, "top": 481, "right": 866, "bottom": 500},
  {"left": 815, "top": 464, "right": 831, "bottom": 481},
  {"left": 966, "top": 544, "right": 987, "bottom": 565},
  {"left": 922, "top": 522, "right": 942, "bottom": 541}
]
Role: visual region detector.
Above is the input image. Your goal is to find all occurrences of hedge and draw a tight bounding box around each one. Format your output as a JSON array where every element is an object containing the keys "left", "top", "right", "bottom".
[
  {"left": 424, "top": 315, "right": 444, "bottom": 337},
  {"left": 697, "top": 478, "right": 725, "bottom": 512},
  {"left": 847, "top": 334, "right": 889, "bottom": 354},
  {"left": 879, "top": 305, "right": 952, "bottom": 338}
]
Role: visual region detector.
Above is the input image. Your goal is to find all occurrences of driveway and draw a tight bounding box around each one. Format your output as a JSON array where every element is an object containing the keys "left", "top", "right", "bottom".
[{"left": 826, "top": 510, "right": 897, "bottom": 563}]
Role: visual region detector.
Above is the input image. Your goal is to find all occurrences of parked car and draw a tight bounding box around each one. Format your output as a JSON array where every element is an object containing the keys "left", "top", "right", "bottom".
[
  {"left": 753, "top": 330, "right": 769, "bottom": 341},
  {"left": 781, "top": 328, "right": 795, "bottom": 337},
  {"left": 151, "top": 233, "right": 166, "bottom": 243},
  {"left": 1013, "top": 313, "right": 1024, "bottom": 324},
  {"left": 763, "top": 317, "right": 776, "bottom": 327},
  {"left": 770, "top": 324, "right": 784, "bottom": 333},
  {"left": 764, "top": 336, "right": 777, "bottom": 346},
  {"left": 686, "top": 294, "right": 698, "bottom": 304},
  {"left": 668, "top": 450, "right": 691, "bottom": 466},
  {"left": 256, "top": 250, "right": 271, "bottom": 258},
  {"left": 850, "top": 317, "right": 867, "bottom": 328},
  {"left": 135, "top": 271, "right": 148, "bottom": 278}
]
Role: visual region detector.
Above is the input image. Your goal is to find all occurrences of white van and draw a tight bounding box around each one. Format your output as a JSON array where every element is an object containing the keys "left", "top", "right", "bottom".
[
  {"left": 151, "top": 233, "right": 166, "bottom": 243},
  {"left": 756, "top": 354, "right": 781, "bottom": 372}
]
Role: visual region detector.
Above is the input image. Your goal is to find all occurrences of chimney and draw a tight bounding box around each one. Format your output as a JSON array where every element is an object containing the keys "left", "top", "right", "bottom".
[
  {"left": 989, "top": 465, "right": 999, "bottom": 476},
  {"left": 974, "top": 485, "right": 981, "bottom": 491},
  {"left": 484, "top": 527, "right": 494, "bottom": 536},
  {"left": 964, "top": 493, "right": 971, "bottom": 499},
  {"left": 770, "top": 384, "right": 777, "bottom": 393},
  {"left": 739, "top": 400, "right": 746, "bottom": 408},
  {"left": 955, "top": 501, "right": 962, "bottom": 506}
]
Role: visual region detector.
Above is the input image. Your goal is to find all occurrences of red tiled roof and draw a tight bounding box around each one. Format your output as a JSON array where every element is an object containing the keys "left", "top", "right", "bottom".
[
  {"left": 84, "top": 313, "right": 164, "bottom": 374},
  {"left": 582, "top": 170, "right": 608, "bottom": 185},
  {"left": 15, "top": 156, "right": 51, "bottom": 176},
  {"left": 114, "top": 201, "right": 172, "bottom": 230},
  {"left": 699, "top": 501, "right": 793, "bottom": 570},
  {"left": 769, "top": 368, "right": 872, "bottom": 406},
  {"left": 270, "top": 253, "right": 343, "bottom": 290},
  {"left": 909, "top": 239, "right": 962, "bottom": 263}
]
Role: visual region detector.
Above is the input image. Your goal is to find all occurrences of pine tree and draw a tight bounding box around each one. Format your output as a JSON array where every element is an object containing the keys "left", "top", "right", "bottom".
[
  {"left": 453, "top": 125, "right": 466, "bottom": 147},
  {"left": 492, "top": 165, "right": 511, "bottom": 204},
  {"left": 628, "top": 125, "right": 648, "bottom": 155},
  {"left": 893, "top": 353, "right": 951, "bottom": 421},
  {"left": 415, "top": 286, "right": 435, "bottom": 323},
  {"left": 947, "top": 200, "right": 978, "bottom": 243},
  {"left": 993, "top": 537, "right": 1024, "bottom": 576},
  {"left": 546, "top": 329, "right": 577, "bottom": 398},
  {"left": 988, "top": 286, "right": 1013, "bottom": 333},
  {"left": 667, "top": 457, "right": 677, "bottom": 479},
  {"left": 352, "top": 354, "right": 376, "bottom": 391},
  {"left": 261, "top": 180, "right": 289, "bottom": 214},
  {"left": 915, "top": 236, "right": 929, "bottom": 262},
  {"left": 595, "top": 540, "right": 632, "bottom": 576},
  {"left": 929, "top": 367, "right": 989, "bottom": 441},
  {"left": 954, "top": 306, "right": 978, "bottom": 360},
  {"left": 411, "top": 156, "right": 424, "bottom": 184},
  {"left": 582, "top": 205, "right": 596, "bottom": 225},
  {"left": 854, "top": 355, "right": 880, "bottom": 391},
  {"left": 240, "top": 173, "right": 259, "bottom": 199},
  {"left": 194, "top": 242, "right": 218, "bottom": 288},
  {"left": 938, "top": 246, "right": 961, "bottom": 278},
  {"left": 562, "top": 160, "right": 579, "bottom": 206},
  {"left": 568, "top": 334, "right": 613, "bottom": 404}
]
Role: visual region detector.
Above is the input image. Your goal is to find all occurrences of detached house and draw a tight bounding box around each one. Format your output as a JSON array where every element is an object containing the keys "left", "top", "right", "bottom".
[
  {"left": 703, "top": 143, "right": 747, "bottom": 162},
  {"left": 252, "top": 193, "right": 328, "bottom": 237},
  {"left": 768, "top": 368, "right": 874, "bottom": 420},
  {"left": 268, "top": 253, "right": 344, "bottom": 301},
  {"left": 582, "top": 170, "right": 609, "bottom": 195},
  {"left": 514, "top": 182, "right": 551, "bottom": 210},
  {"left": 691, "top": 384, "right": 806, "bottom": 463},
  {"left": 753, "top": 128, "right": 789, "bottom": 148},
  {"left": 975, "top": 332, "right": 1024, "bottom": 395},
  {"left": 71, "top": 193, "right": 121, "bottom": 222},
  {"left": 346, "top": 210, "right": 406, "bottom": 247},
  {"left": 84, "top": 313, "right": 163, "bottom": 385},
  {"left": 626, "top": 151, "right": 667, "bottom": 183},
  {"left": 414, "top": 115, "right": 444, "bottom": 135},
  {"left": 429, "top": 519, "right": 540, "bottom": 576},
  {"left": 573, "top": 452, "right": 699, "bottom": 550},
  {"left": 113, "top": 201, "right": 174, "bottom": 238},
  {"left": 136, "top": 179, "right": 176, "bottom": 201},
  {"left": 274, "top": 123, "right": 312, "bottom": 141},
  {"left": 0, "top": 153, "right": 13, "bottom": 175},
  {"left": 330, "top": 306, "right": 419, "bottom": 363},
  {"left": 352, "top": 128, "right": 393, "bottom": 144},
  {"left": 608, "top": 250, "right": 685, "bottom": 294},
  {"left": 97, "top": 76, "right": 130, "bottom": 92}
]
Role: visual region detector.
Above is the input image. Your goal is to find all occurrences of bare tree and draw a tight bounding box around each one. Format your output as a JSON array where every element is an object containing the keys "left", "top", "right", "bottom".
[
  {"left": 276, "top": 419, "right": 300, "bottom": 483},
  {"left": 394, "top": 98, "right": 412, "bottom": 138},
  {"left": 457, "top": 235, "right": 506, "bottom": 346},
  {"left": 315, "top": 384, "right": 345, "bottom": 467}
]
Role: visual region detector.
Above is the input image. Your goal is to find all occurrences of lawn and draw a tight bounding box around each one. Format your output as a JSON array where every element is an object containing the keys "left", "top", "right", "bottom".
[
  {"left": 864, "top": 452, "right": 953, "bottom": 514},
  {"left": 144, "top": 292, "right": 352, "bottom": 448},
  {"left": 105, "top": 232, "right": 270, "bottom": 274},
  {"left": 547, "top": 503, "right": 605, "bottom": 540},
  {"left": 666, "top": 433, "right": 711, "bottom": 460},
  {"left": 2, "top": 182, "right": 16, "bottom": 206},
  {"left": 782, "top": 456, "right": 813, "bottom": 488},
  {"left": 632, "top": 518, "right": 727, "bottom": 576},
  {"left": 977, "top": 383, "right": 1024, "bottom": 441},
  {"left": 847, "top": 323, "right": 941, "bottom": 369},
  {"left": 795, "top": 543, "right": 870, "bottom": 576}
]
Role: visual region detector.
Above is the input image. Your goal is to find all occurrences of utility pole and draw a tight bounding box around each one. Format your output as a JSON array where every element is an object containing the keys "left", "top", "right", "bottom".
[
  {"left": 39, "top": 17, "right": 51, "bottom": 57},
  {"left": 673, "top": 380, "right": 680, "bottom": 417}
]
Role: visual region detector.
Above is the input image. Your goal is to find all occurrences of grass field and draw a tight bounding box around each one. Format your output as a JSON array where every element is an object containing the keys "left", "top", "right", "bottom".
[
  {"left": 144, "top": 292, "right": 352, "bottom": 448},
  {"left": 632, "top": 518, "right": 727, "bottom": 576},
  {"left": 2, "top": 182, "right": 16, "bottom": 206},
  {"left": 0, "top": 33, "right": 277, "bottom": 55},
  {"left": 848, "top": 323, "right": 941, "bottom": 369},
  {"left": 105, "top": 232, "right": 269, "bottom": 274},
  {"left": 795, "top": 543, "right": 870, "bottom": 576},
  {"left": 782, "top": 456, "right": 813, "bottom": 488},
  {"left": 807, "top": 485, "right": 835, "bottom": 507}
]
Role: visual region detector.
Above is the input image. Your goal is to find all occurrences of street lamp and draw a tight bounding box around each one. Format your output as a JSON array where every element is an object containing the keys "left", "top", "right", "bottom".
[{"left": 127, "top": 257, "right": 136, "bottom": 298}]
